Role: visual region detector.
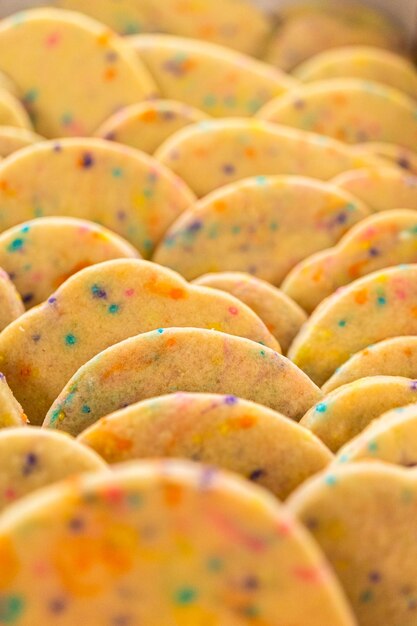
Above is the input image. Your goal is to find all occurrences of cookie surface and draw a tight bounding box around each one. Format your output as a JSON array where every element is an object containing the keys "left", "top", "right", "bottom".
[
  {"left": 44, "top": 327, "right": 320, "bottom": 436},
  {"left": 0, "top": 217, "right": 139, "bottom": 308},
  {"left": 332, "top": 166, "right": 417, "bottom": 213},
  {"left": 288, "top": 265, "right": 417, "bottom": 386},
  {"left": 0, "top": 373, "right": 27, "bottom": 428},
  {"left": 0, "top": 88, "right": 32, "bottom": 129},
  {"left": 78, "top": 392, "right": 332, "bottom": 499},
  {"left": 0, "top": 427, "right": 106, "bottom": 512},
  {"left": 300, "top": 376, "right": 417, "bottom": 452},
  {"left": 193, "top": 272, "right": 307, "bottom": 353},
  {"left": 0, "top": 259, "right": 279, "bottom": 425},
  {"left": 154, "top": 175, "right": 370, "bottom": 284},
  {"left": 95, "top": 99, "right": 208, "bottom": 154},
  {"left": 0, "top": 127, "right": 43, "bottom": 158},
  {"left": 0, "top": 138, "right": 194, "bottom": 257},
  {"left": 0, "top": 459, "right": 355, "bottom": 626},
  {"left": 288, "top": 462, "right": 417, "bottom": 626},
  {"left": 155, "top": 119, "right": 373, "bottom": 197},
  {"left": 129, "top": 34, "right": 297, "bottom": 117},
  {"left": 324, "top": 337, "right": 417, "bottom": 393},
  {"left": 0, "top": 8, "right": 156, "bottom": 138},
  {"left": 282, "top": 210, "right": 417, "bottom": 314},
  {"left": 0, "top": 267, "right": 24, "bottom": 332}
]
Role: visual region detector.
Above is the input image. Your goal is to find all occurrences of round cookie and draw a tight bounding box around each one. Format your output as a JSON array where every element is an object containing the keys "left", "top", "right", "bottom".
[
  {"left": 0, "top": 127, "right": 43, "bottom": 158},
  {"left": 57, "top": 0, "right": 271, "bottom": 55},
  {"left": 0, "top": 373, "right": 27, "bottom": 428},
  {"left": 0, "top": 427, "right": 106, "bottom": 512},
  {"left": 336, "top": 403, "right": 417, "bottom": 466},
  {"left": 154, "top": 175, "right": 370, "bottom": 284},
  {"left": 264, "top": 1, "right": 405, "bottom": 71},
  {"left": 0, "top": 217, "right": 139, "bottom": 308},
  {"left": 78, "top": 392, "right": 332, "bottom": 499},
  {"left": 332, "top": 167, "right": 417, "bottom": 213},
  {"left": 0, "top": 259, "right": 279, "bottom": 425},
  {"left": 257, "top": 79, "right": 417, "bottom": 150},
  {"left": 0, "top": 8, "right": 156, "bottom": 138},
  {"left": 193, "top": 272, "right": 307, "bottom": 353},
  {"left": 95, "top": 100, "right": 208, "bottom": 155},
  {"left": 282, "top": 210, "right": 417, "bottom": 314},
  {"left": 288, "top": 265, "right": 417, "bottom": 386},
  {"left": 129, "top": 34, "right": 297, "bottom": 118},
  {"left": 0, "top": 459, "right": 356, "bottom": 626},
  {"left": 294, "top": 46, "right": 417, "bottom": 99},
  {"left": 300, "top": 376, "right": 417, "bottom": 452},
  {"left": 352, "top": 143, "right": 417, "bottom": 176},
  {"left": 154, "top": 119, "right": 374, "bottom": 197},
  {"left": 324, "top": 337, "right": 417, "bottom": 393},
  {"left": 0, "top": 138, "right": 195, "bottom": 257},
  {"left": 44, "top": 327, "right": 321, "bottom": 436},
  {"left": 0, "top": 267, "right": 24, "bottom": 332},
  {"left": 288, "top": 462, "right": 417, "bottom": 626},
  {"left": 0, "top": 88, "right": 32, "bottom": 129}
]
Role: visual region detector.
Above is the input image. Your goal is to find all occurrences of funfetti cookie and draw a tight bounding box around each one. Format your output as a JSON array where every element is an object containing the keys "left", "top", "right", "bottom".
[
  {"left": 288, "top": 265, "right": 417, "bottom": 387},
  {"left": 0, "top": 259, "right": 280, "bottom": 425},
  {"left": 193, "top": 272, "right": 307, "bottom": 353},
  {"left": 0, "top": 373, "right": 27, "bottom": 428},
  {"left": 0, "top": 460, "right": 356, "bottom": 626},
  {"left": 0, "top": 427, "right": 106, "bottom": 513},
  {"left": 257, "top": 79, "right": 417, "bottom": 150},
  {"left": 78, "top": 392, "right": 332, "bottom": 499},
  {"left": 324, "top": 337, "right": 417, "bottom": 393},
  {"left": 44, "top": 327, "right": 320, "bottom": 436},
  {"left": 0, "top": 127, "right": 43, "bottom": 158},
  {"left": 0, "top": 267, "right": 24, "bottom": 332},
  {"left": 300, "top": 376, "right": 417, "bottom": 452},
  {"left": 58, "top": 0, "right": 271, "bottom": 55},
  {"left": 264, "top": 0, "right": 405, "bottom": 71},
  {"left": 288, "top": 462, "right": 417, "bottom": 626},
  {"left": 336, "top": 403, "right": 417, "bottom": 466},
  {"left": 95, "top": 100, "right": 208, "bottom": 155},
  {"left": 332, "top": 167, "right": 417, "bottom": 213},
  {"left": 129, "top": 34, "right": 297, "bottom": 118},
  {"left": 0, "top": 217, "right": 139, "bottom": 308},
  {"left": 353, "top": 142, "right": 417, "bottom": 176},
  {"left": 282, "top": 210, "right": 417, "bottom": 314},
  {"left": 0, "top": 8, "right": 156, "bottom": 138},
  {"left": 0, "top": 89, "right": 32, "bottom": 129},
  {"left": 0, "top": 138, "right": 195, "bottom": 257},
  {"left": 294, "top": 46, "right": 417, "bottom": 100},
  {"left": 155, "top": 119, "right": 375, "bottom": 197},
  {"left": 154, "top": 175, "right": 370, "bottom": 285}
]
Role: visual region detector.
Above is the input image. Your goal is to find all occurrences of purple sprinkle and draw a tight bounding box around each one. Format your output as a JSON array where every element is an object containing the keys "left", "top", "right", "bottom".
[
  {"left": 411, "top": 380, "right": 417, "bottom": 391},
  {"left": 369, "top": 571, "right": 381, "bottom": 583},
  {"left": 81, "top": 152, "right": 94, "bottom": 168},
  {"left": 32, "top": 334, "right": 41, "bottom": 343},
  {"left": 0, "top": 373, "right": 4, "bottom": 380},
  {"left": 242, "top": 576, "right": 259, "bottom": 590},
  {"left": 49, "top": 598, "right": 67, "bottom": 614},
  {"left": 23, "top": 293, "right": 34, "bottom": 304},
  {"left": 224, "top": 395, "right": 238, "bottom": 405},
  {"left": 69, "top": 517, "right": 84, "bottom": 532},
  {"left": 162, "top": 110, "right": 176, "bottom": 121},
  {"left": 306, "top": 517, "right": 319, "bottom": 530},
  {"left": 398, "top": 157, "right": 411, "bottom": 170},
  {"left": 117, "top": 210, "right": 127, "bottom": 222},
  {"left": 22, "top": 453, "right": 38, "bottom": 476},
  {"left": 106, "top": 51, "right": 118, "bottom": 63},
  {"left": 91, "top": 284, "right": 107, "bottom": 299},
  {"left": 336, "top": 213, "right": 347, "bottom": 224},
  {"left": 369, "top": 247, "right": 380, "bottom": 257},
  {"left": 48, "top": 296, "right": 57, "bottom": 305},
  {"left": 249, "top": 468, "right": 266, "bottom": 481},
  {"left": 187, "top": 220, "right": 203, "bottom": 233},
  {"left": 199, "top": 466, "right": 217, "bottom": 490},
  {"left": 222, "top": 163, "right": 236, "bottom": 175},
  {"left": 105, "top": 131, "right": 117, "bottom": 141},
  {"left": 53, "top": 142, "right": 62, "bottom": 153}
]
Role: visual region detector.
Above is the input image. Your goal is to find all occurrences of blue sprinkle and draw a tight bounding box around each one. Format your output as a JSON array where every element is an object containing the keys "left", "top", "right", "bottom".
[{"left": 315, "top": 403, "right": 327, "bottom": 413}]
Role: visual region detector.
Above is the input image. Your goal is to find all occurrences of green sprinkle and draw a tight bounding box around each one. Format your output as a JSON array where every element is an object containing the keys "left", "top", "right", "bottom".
[
  {"left": 325, "top": 475, "right": 337, "bottom": 487},
  {"left": 315, "top": 403, "right": 327, "bottom": 413},
  {"left": 175, "top": 587, "right": 197, "bottom": 605},
  {"left": 338, "top": 319, "right": 347, "bottom": 327},
  {"left": 207, "top": 557, "right": 223, "bottom": 572},
  {"left": 0, "top": 595, "right": 25, "bottom": 623},
  {"left": 81, "top": 405, "right": 91, "bottom": 414},
  {"left": 7, "top": 238, "right": 24, "bottom": 252},
  {"left": 49, "top": 408, "right": 61, "bottom": 426},
  {"left": 157, "top": 328, "right": 164, "bottom": 334},
  {"left": 368, "top": 441, "right": 378, "bottom": 453},
  {"left": 20, "top": 225, "right": 30, "bottom": 233},
  {"left": 112, "top": 167, "right": 123, "bottom": 177},
  {"left": 359, "top": 589, "right": 374, "bottom": 603},
  {"left": 377, "top": 296, "right": 386, "bottom": 306},
  {"left": 108, "top": 304, "right": 120, "bottom": 314},
  {"left": 65, "top": 334, "right": 77, "bottom": 346},
  {"left": 259, "top": 350, "right": 266, "bottom": 357}
]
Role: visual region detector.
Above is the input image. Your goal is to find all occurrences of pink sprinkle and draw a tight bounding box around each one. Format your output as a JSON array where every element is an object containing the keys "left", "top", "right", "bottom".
[
  {"left": 395, "top": 289, "right": 407, "bottom": 300},
  {"left": 276, "top": 519, "right": 292, "bottom": 537},
  {"left": 32, "top": 561, "right": 49, "bottom": 576},
  {"left": 125, "top": 288, "right": 135, "bottom": 297},
  {"left": 293, "top": 566, "right": 323, "bottom": 584},
  {"left": 4, "top": 487, "right": 16, "bottom": 501},
  {"left": 46, "top": 32, "right": 61, "bottom": 47},
  {"left": 228, "top": 306, "right": 239, "bottom": 316}
]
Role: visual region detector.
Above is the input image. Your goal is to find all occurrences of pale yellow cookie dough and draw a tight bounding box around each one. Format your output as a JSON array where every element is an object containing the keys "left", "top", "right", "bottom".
[
  {"left": 44, "top": 327, "right": 321, "bottom": 436},
  {"left": 0, "top": 374, "right": 27, "bottom": 428},
  {"left": 193, "top": 272, "right": 307, "bottom": 353},
  {"left": 0, "top": 267, "right": 24, "bottom": 332},
  {"left": 0, "top": 8, "right": 156, "bottom": 138},
  {"left": 0, "top": 459, "right": 356, "bottom": 625},
  {"left": 0, "top": 127, "right": 43, "bottom": 158},
  {"left": 79, "top": 392, "right": 332, "bottom": 499}
]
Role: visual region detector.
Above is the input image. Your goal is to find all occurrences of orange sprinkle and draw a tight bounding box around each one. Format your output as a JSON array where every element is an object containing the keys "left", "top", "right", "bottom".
[
  {"left": 411, "top": 306, "right": 417, "bottom": 319},
  {"left": 229, "top": 415, "right": 257, "bottom": 430},
  {"left": 97, "top": 31, "right": 112, "bottom": 46},
  {"left": 354, "top": 289, "right": 368, "bottom": 305},
  {"left": 0, "top": 536, "right": 19, "bottom": 589},
  {"left": 140, "top": 109, "right": 158, "bottom": 123},
  {"left": 165, "top": 337, "right": 177, "bottom": 348},
  {"left": 244, "top": 146, "right": 257, "bottom": 159},
  {"left": 163, "top": 482, "right": 183, "bottom": 507},
  {"left": 104, "top": 68, "right": 117, "bottom": 81},
  {"left": 170, "top": 288, "right": 186, "bottom": 300},
  {"left": 214, "top": 200, "right": 227, "bottom": 213}
]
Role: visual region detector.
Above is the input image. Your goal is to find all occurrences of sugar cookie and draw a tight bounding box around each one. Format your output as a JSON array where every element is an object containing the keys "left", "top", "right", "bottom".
[
  {"left": 324, "top": 337, "right": 417, "bottom": 393},
  {"left": 0, "top": 127, "right": 43, "bottom": 158},
  {"left": 288, "top": 265, "right": 417, "bottom": 386},
  {"left": 95, "top": 100, "right": 208, "bottom": 154},
  {"left": 155, "top": 119, "right": 374, "bottom": 197},
  {"left": 193, "top": 272, "right": 307, "bottom": 353},
  {"left": 0, "top": 8, "right": 156, "bottom": 138},
  {"left": 288, "top": 462, "right": 417, "bottom": 626},
  {"left": 353, "top": 143, "right": 417, "bottom": 176},
  {"left": 0, "top": 259, "right": 279, "bottom": 425},
  {"left": 336, "top": 403, "right": 417, "bottom": 466},
  {"left": 0, "top": 373, "right": 27, "bottom": 428},
  {"left": 78, "top": 392, "right": 332, "bottom": 499},
  {"left": 0, "top": 217, "right": 139, "bottom": 308},
  {"left": 0, "top": 138, "right": 195, "bottom": 257},
  {"left": 44, "top": 327, "right": 320, "bottom": 436},
  {"left": 0, "top": 88, "right": 32, "bottom": 130},
  {"left": 0, "top": 459, "right": 356, "bottom": 626},
  {"left": 58, "top": 0, "right": 271, "bottom": 55},
  {"left": 129, "top": 34, "right": 297, "bottom": 118},
  {"left": 332, "top": 166, "right": 417, "bottom": 212},
  {"left": 258, "top": 79, "right": 417, "bottom": 150},
  {"left": 294, "top": 46, "right": 417, "bottom": 100},
  {"left": 154, "top": 175, "right": 370, "bottom": 284},
  {"left": 300, "top": 376, "right": 417, "bottom": 452},
  {"left": 282, "top": 210, "right": 417, "bottom": 314},
  {"left": 0, "top": 267, "right": 24, "bottom": 332},
  {"left": 0, "top": 427, "right": 106, "bottom": 512}
]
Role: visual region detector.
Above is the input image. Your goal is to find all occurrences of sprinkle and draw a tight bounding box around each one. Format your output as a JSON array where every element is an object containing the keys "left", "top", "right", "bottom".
[
  {"left": 157, "top": 328, "right": 164, "bottom": 334},
  {"left": 175, "top": 587, "right": 197, "bottom": 605},
  {"left": 315, "top": 403, "right": 327, "bottom": 413},
  {"left": 80, "top": 152, "right": 94, "bottom": 168},
  {"left": 224, "top": 396, "right": 238, "bottom": 405},
  {"left": 65, "top": 334, "right": 77, "bottom": 346},
  {"left": 222, "top": 163, "right": 236, "bottom": 175},
  {"left": 228, "top": 306, "right": 238, "bottom": 315},
  {"left": 359, "top": 589, "right": 374, "bottom": 603},
  {"left": 91, "top": 284, "right": 107, "bottom": 299},
  {"left": 112, "top": 167, "right": 123, "bottom": 178},
  {"left": 108, "top": 304, "right": 120, "bottom": 314},
  {"left": 338, "top": 319, "right": 347, "bottom": 327},
  {"left": 81, "top": 405, "right": 91, "bottom": 414},
  {"left": 324, "top": 475, "right": 337, "bottom": 486},
  {"left": 0, "top": 595, "right": 25, "bottom": 623},
  {"left": 377, "top": 296, "right": 386, "bottom": 306},
  {"left": 7, "top": 238, "right": 24, "bottom": 252},
  {"left": 368, "top": 441, "right": 379, "bottom": 453},
  {"left": 249, "top": 469, "right": 266, "bottom": 481}
]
